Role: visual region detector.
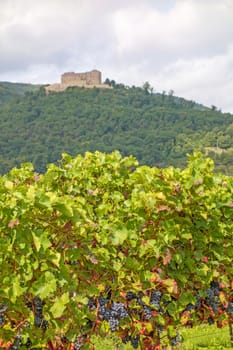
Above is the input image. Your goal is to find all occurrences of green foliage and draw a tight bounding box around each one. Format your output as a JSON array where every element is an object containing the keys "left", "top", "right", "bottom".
[
  {"left": 0, "top": 84, "right": 233, "bottom": 174},
  {"left": 0, "top": 151, "right": 233, "bottom": 349},
  {"left": 0, "top": 82, "right": 41, "bottom": 103}
]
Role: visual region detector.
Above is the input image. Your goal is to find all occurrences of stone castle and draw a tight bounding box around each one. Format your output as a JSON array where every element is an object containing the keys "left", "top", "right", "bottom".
[{"left": 45, "top": 69, "right": 111, "bottom": 93}]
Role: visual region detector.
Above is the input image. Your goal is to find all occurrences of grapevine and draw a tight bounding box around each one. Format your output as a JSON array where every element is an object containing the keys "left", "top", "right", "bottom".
[{"left": 0, "top": 151, "right": 232, "bottom": 349}]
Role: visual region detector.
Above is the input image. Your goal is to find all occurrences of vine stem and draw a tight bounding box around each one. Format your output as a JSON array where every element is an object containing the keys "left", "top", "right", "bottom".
[{"left": 47, "top": 340, "right": 55, "bottom": 350}]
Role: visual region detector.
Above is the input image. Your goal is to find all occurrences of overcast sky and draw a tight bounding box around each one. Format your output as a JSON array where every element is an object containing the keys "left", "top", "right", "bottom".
[{"left": 1, "top": 0, "right": 233, "bottom": 112}]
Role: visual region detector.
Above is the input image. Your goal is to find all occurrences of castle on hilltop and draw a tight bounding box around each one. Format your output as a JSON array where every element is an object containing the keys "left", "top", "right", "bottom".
[{"left": 45, "top": 69, "right": 111, "bottom": 93}]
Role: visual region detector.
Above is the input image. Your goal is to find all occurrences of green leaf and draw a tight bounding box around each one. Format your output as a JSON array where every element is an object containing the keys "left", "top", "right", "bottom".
[
  {"left": 167, "top": 302, "right": 178, "bottom": 318},
  {"left": 8, "top": 276, "right": 26, "bottom": 302},
  {"left": 110, "top": 227, "right": 128, "bottom": 245},
  {"left": 179, "top": 291, "right": 196, "bottom": 307},
  {"left": 32, "top": 271, "right": 57, "bottom": 298},
  {"left": 54, "top": 202, "right": 73, "bottom": 217},
  {"left": 32, "top": 231, "right": 41, "bottom": 252},
  {"left": 4, "top": 180, "right": 14, "bottom": 190},
  {"left": 50, "top": 292, "right": 70, "bottom": 318}
]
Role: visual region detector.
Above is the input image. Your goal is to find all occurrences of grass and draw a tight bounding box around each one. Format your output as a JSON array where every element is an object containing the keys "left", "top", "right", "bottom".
[
  {"left": 90, "top": 324, "right": 233, "bottom": 349},
  {"left": 179, "top": 324, "right": 233, "bottom": 349}
]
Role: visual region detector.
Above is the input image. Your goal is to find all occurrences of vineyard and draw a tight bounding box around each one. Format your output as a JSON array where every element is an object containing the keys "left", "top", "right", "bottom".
[{"left": 0, "top": 151, "right": 233, "bottom": 349}]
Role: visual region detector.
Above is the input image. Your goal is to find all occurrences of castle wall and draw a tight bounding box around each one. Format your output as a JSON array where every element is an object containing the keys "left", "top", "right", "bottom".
[
  {"left": 45, "top": 83, "right": 66, "bottom": 93},
  {"left": 61, "top": 70, "right": 101, "bottom": 87},
  {"left": 45, "top": 69, "right": 110, "bottom": 93}
]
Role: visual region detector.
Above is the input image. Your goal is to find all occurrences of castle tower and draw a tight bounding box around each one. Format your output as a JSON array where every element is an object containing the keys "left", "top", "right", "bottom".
[
  {"left": 61, "top": 70, "right": 101, "bottom": 87},
  {"left": 89, "top": 70, "right": 101, "bottom": 85}
]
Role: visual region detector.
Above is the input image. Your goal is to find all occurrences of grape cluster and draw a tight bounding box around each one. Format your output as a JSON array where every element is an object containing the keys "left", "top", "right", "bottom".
[
  {"left": 185, "top": 293, "right": 202, "bottom": 312},
  {"left": 130, "top": 335, "right": 140, "bottom": 349},
  {"left": 226, "top": 302, "right": 233, "bottom": 315},
  {"left": 87, "top": 297, "right": 96, "bottom": 310},
  {"left": 25, "top": 300, "right": 33, "bottom": 310},
  {"left": 205, "top": 281, "right": 220, "bottom": 314},
  {"left": 33, "top": 297, "right": 48, "bottom": 331},
  {"left": 97, "top": 297, "right": 128, "bottom": 331},
  {"left": 123, "top": 335, "right": 140, "bottom": 349},
  {"left": 128, "top": 289, "right": 164, "bottom": 321},
  {"left": 9, "top": 335, "right": 21, "bottom": 350},
  {"left": 182, "top": 280, "right": 233, "bottom": 332},
  {"left": 157, "top": 325, "right": 164, "bottom": 334},
  {"left": 170, "top": 333, "right": 181, "bottom": 346},
  {"left": 150, "top": 290, "right": 163, "bottom": 313},
  {"left": 73, "top": 335, "right": 84, "bottom": 350},
  {"left": 126, "top": 291, "right": 137, "bottom": 301},
  {"left": 207, "top": 316, "right": 214, "bottom": 325},
  {"left": 142, "top": 305, "right": 152, "bottom": 320},
  {"left": 88, "top": 289, "right": 165, "bottom": 344},
  {"left": 33, "top": 297, "right": 44, "bottom": 327},
  {"left": 0, "top": 304, "right": 7, "bottom": 326},
  {"left": 0, "top": 314, "right": 5, "bottom": 325},
  {"left": 185, "top": 281, "right": 221, "bottom": 317}
]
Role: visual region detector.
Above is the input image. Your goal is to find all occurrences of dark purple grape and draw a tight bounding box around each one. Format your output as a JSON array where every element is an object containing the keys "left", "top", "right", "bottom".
[
  {"left": 0, "top": 314, "right": 5, "bottom": 325},
  {"left": 143, "top": 305, "right": 152, "bottom": 320},
  {"left": 0, "top": 304, "right": 7, "bottom": 313},
  {"left": 126, "top": 291, "right": 137, "bottom": 301},
  {"left": 73, "top": 335, "right": 84, "bottom": 350},
  {"left": 208, "top": 316, "right": 214, "bottom": 325},
  {"left": 227, "top": 302, "right": 233, "bottom": 315},
  {"left": 9, "top": 335, "right": 21, "bottom": 350},
  {"left": 170, "top": 333, "right": 181, "bottom": 346},
  {"left": 109, "top": 317, "right": 119, "bottom": 331},
  {"left": 131, "top": 335, "right": 140, "bottom": 349}
]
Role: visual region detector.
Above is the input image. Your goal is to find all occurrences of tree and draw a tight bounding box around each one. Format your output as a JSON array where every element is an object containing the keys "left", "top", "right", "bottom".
[
  {"left": 142, "top": 81, "right": 154, "bottom": 94},
  {"left": 168, "top": 89, "right": 174, "bottom": 96},
  {"left": 104, "top": 78, "right": 111, "bottom": 86}
]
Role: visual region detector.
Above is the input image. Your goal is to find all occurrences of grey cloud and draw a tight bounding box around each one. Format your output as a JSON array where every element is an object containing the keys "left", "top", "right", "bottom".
[{"left": 0, "top": 0, "right": 233, "bottom": 112}]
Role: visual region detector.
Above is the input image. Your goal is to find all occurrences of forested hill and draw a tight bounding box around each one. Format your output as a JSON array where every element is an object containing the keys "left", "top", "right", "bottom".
[
  {"left": 0, "top": 83, "right": 233, "bottom": 174},
  {"left": 0, "top": 81, "right": 41, "bottom": 103}
]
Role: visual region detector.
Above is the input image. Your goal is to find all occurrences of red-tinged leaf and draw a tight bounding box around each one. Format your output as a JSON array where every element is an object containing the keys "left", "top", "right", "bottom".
[
  {"left": 172, "top": 184, "right": 181, "bottom": 194},
  {"left": 120, "top": 291, "right": 126, "bottom": 299},
  {"left": 47, "top": 341, "right": 55, "bottom": 350},
  {"left": 156, "top": 205, "right": 170, "bottom": 212},
  {"left": 63, "top": 221, "right": 72, "bottom": 232},
  {"left": 163, "top": 250, "right": 172, "bottom": 265},
  {"left": 152, "top": 345, "right": 161, "bottom": 350},
  {"left": 201, "top": 256, "right": 209, "bottom": 263},
  {"left": 34, "top": 174, "right": 40, "bottom": 182},
  {"left": 143, "top": 338, "right": 161, "bottom": 350},
  {"left": 6, "top": 342, "right": 12, "bottom": 350},
  {"left": 219, "top": 291, "right": 227, "bottom": 304},
  {"left": 8, "top": 218, "right": 20, "bottom": 228},
  {"left": 216, "top": 320, "right": 228, "bottom": 328},
  {"left": 89, "top": 254, "right": 98, "bottom": 265},
  {"left": 194, "top": 179, "right": 203, "bottom": 186},
  {"left": 162, "top": 278, "right": 179, "bottom": 295},
  {"left": 181, "top": 310, "right": 191, "bottom": 325}
]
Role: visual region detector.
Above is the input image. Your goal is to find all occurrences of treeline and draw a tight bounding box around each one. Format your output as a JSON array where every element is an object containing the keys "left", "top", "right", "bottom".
[
  {"left": 0, "top": 82, "right": 40, "bottom": 103},
  {"left": 0, "top": 83, "right": 233, "bottom": 174}
]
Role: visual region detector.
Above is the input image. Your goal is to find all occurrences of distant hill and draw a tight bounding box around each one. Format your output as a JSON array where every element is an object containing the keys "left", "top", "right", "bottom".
[
  {"left": 0, "top": 82, "right": 233, "bottom": 174},
  {"left": 0, "top": 81, "right": 41, "bottom": 103}
]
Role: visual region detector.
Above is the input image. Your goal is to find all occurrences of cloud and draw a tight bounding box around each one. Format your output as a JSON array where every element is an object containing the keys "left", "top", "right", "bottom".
[
  {"left": 152, "top": 45, "right": 233, "bottom": 111},
  {"left": 0, "top": 0, "right": 121, "bottom": 74},
  {"left": 0, "top": 0, "right": 233, "bottom": 112},
  {"left": 113, "top": 0, "right": 233, "bottom": 62}
]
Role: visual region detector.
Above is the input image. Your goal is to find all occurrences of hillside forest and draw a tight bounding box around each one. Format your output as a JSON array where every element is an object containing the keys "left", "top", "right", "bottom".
[{"left": 0, "top": 81, "right": 233, "bottom": 174}]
